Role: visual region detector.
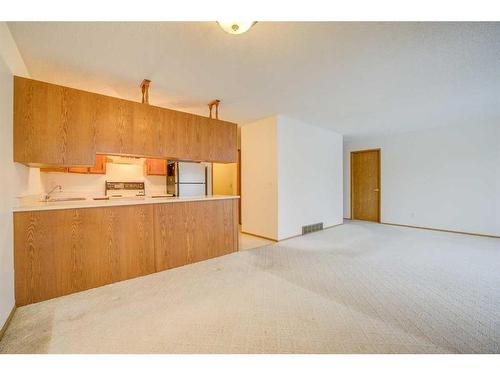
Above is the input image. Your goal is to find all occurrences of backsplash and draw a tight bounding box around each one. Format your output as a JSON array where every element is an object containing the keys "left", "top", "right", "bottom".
[
  {"left": 39, "top": 159, "right": 212, "bottom": 199},
  {"left": 40, "top": 161, "right": 163, "bottom": 198}
]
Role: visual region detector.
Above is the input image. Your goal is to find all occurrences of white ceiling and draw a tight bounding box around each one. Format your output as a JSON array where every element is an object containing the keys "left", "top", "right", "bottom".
[{"left": 7, "top": 22, "right": 500, "bottom": 135}]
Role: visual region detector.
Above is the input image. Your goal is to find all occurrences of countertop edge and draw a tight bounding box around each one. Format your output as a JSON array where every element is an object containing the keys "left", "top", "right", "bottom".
[{"left": 13, "top": 195, "right": 240, "bottom": 213}]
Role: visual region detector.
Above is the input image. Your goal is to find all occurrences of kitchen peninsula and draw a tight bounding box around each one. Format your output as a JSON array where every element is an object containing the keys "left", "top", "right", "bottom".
[{"left": 12, "top": 76, "right": 240, "bottom": 306}]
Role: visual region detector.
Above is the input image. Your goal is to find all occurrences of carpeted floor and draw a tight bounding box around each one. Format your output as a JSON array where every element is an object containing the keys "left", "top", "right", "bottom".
[{"left": 1, "top": 221, "right": 499, "bottom": 353}]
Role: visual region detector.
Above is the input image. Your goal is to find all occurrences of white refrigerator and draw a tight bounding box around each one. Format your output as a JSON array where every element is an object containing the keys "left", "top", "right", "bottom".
[{"left": 167, "top": 161, "right": 207, "bottom": 197}]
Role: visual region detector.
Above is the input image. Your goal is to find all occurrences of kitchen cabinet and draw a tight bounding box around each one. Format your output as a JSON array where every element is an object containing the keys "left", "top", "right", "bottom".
[
  {"left": 88, "top": 154, "right": 107, "bottom": 174},
  {"left": 68, "top": 166, "right": 90, "bottom": 174},
  {"left": 14, "top": 204, "right": 156, "bottom": 306},
  {"left": 94, "top": 95, "right": 134, "bottom": 156},
  {"left": 14, "top": 76, "right": 97, "bottom": 167},
  {"left": 144, "top": 158, "right": 167, "bottom": 176},
  {"left": 153, "top": 199, "right": 239, "bottom": 271},
  {"left": 39, "top": 167, "right": 68, "bottom": 173},
  {"left": 42, "top": 154, "right": 107, "bottom": 174},
  {"left": 13, "top": 198, "right": 239, "bottom": 306},
  {"left": 14, "top": 76, "right": 238, "bottom": 166}
]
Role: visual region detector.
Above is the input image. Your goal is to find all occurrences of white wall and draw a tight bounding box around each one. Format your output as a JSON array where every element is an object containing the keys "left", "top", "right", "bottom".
[
  {"left": 277, "top": 116, "right": 343, "bottom": 239},
  {"left": 241, "top": 115, "right": 343, "bottom": 241},
  {"left": 0, "top": 23, "right": 40, "bottom": 329},
  {"left": 344, "top": 122, "right": 500, "bottom": 237},
  {"left": 241, "top": 116, "right": 278, "bottom": 240}
]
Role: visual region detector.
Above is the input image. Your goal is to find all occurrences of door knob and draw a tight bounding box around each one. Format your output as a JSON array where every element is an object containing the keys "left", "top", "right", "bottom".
[{"left": 374, "top": 188, "right": 380, "bottom": 192}]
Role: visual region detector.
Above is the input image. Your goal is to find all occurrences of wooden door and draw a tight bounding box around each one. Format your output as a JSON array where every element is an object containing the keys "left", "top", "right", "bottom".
[
  {"left": 237, "top": 149, "right": 241, "bottom": 224},
  {"left": 351, "top": 149, "right": 380, "bottom": 222}
]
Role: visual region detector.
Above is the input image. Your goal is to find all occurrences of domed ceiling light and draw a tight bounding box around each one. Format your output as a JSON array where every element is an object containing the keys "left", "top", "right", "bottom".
[{"left": 217, "top": 21, "right": 257, "bottom": 35}]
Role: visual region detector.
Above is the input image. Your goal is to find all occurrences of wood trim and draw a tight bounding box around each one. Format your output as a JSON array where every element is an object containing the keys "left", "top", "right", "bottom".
[
  {"left": 0, "top": 306, "right": 16, "bottom": 342},
  {"left": 278, "top": 223, "right": 344, "bottom": 242},
  {"left": 350, "top": 148, "right": 381, "bottom": 223},
  {"left": 210, "top": 162, "right": 214, "bottom": 195},
  {"left": 240, "top": 231, "right": 278, "bottom": 242},
  {"left": 242, "top": 223, "right": 344, "bottom": 243},
  {"left": 237, "top": 149, "right": 241, "bottom": 224},
  {"left": 380, "top": 221, "right": 500, "bottom": 239},
  {"left": 347, "top": 212, "right": 499, "bottom": 239}
]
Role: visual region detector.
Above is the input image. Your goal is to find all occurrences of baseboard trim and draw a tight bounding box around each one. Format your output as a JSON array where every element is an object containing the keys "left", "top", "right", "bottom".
[
  {"left": 241, "top": 223, "right": 345, "bottom": 243},
  {"left": 0, "top": 305, "right": 16, "bottom": 342},
  {"left": 240, "top": 231, "right": 278, "bottom": 242},
  {"left": 278, "top": 223, "right": 345, "bottom": 242},
  {"left": 380, "top": 222, "right": 500, "bottom": 239}
]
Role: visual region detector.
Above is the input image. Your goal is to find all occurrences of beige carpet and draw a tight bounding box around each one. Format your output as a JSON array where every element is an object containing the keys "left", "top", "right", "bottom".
[
  {"left": 239, "top": 231, "right": 275, "bottom": 250},
  {"left": 1, "top": 221, "right": 499, "bottom": 353}
]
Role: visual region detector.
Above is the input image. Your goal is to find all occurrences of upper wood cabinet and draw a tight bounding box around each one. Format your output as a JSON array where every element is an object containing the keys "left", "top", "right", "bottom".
[
  {"left": 14, "top": 76, "right": 238, "bottom": 166},
  {"left": 88, "top": 154, "right": 107, "bottom": 174},
  {"left": 144, "top": 158, "right": 166, "bottom": 176},
  {"left": 14, "top": 77, "right": 97, "bottom": 167},
  {"left": 42, "top": 154, "right": 107, "bottom": 174}
]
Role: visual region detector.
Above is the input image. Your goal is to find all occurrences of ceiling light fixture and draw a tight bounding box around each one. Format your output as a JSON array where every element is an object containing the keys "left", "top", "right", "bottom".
[{"left": 217, "top": 21, "right": 257, "bottom": 35}]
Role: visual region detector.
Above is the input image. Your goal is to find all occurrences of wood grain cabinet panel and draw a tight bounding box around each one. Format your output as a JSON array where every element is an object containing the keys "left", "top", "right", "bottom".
[
  {"left": 47, "top": 154, "right": 106, "bottom": 174},
  {"left": 39, "top": 167, "right": 68, "bottom": 173},
  {"left": 14, "top": 76, "right": 238, "bottom": 165},
  {"left": 14, "top": 205, "right": 155, "bottom": 306},
  {"left": 144, "top": 158, "right": 167, "bottom": 176},
  {"left": 131, "top": 103, "right": 163, "bottom": 157},
  {"left": 94, "top": 95, "right": 134, "bottom": 156},
  {"left": 67, "top": 166, "right": 90, "bottom": 174},
  {"left": 88, "top": 154, "right": 107, "bottom": 174},
  {"left": 153, "top": 200, "right": 239, "bottom": 272},
  {"left": 14, "top": 76, "right": 97, "bottom": 166}
]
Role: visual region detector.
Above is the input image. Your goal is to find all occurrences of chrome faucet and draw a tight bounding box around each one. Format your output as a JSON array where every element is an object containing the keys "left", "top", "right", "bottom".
[{"left": 44, "top": 185, "right": 62, "bottom": 201}]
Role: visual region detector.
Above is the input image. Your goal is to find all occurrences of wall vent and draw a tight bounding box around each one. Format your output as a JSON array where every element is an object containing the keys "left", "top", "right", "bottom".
[{"left": 302, "top": 222, "right": 324, "bottom": 235}]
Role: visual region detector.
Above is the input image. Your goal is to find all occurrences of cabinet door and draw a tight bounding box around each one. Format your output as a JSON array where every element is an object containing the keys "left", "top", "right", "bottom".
[
  {"left": 153, "top": 200, "right": 237, "bottom": 272},
  {"left": 211, "top": 119, "right": 238, "bottom": 163},
  {"left": 14, "top": 76, "right": 97, "bottom": 166},
  {"left": 95, "top": 95, "right": 134, "bottom": 156},
  {"left": 40, "top": 167, "right": 68, "bottom": 173},
  {"left": 131, "top": 103, "right": 162, "bottom": 157},
  {"left": 88, "top": 154, "right": 107, "bottom": 174},
  {"left": 14, "top": 205, "right": 155, "bottom": 306},
  {"left": 68, "top": 166, "right": 89, "bottom": 174},
  {"left": 145, "top": 158, "right": 166, "bottom": 176}
]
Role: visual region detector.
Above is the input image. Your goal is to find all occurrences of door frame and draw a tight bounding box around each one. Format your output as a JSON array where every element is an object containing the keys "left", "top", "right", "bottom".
[
  {"left": 237, "top": 149, "right": 241, "bottom": 224},
  {"left": 350, "top": 148, "right": 381, "bottom": 222}
]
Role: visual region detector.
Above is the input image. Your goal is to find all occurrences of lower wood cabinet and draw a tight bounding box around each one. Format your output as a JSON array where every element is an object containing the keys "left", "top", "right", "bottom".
[
  {"left": 14, "top": 205, "right": 156, "bottom": 306},
  {"left": 13, "top": 198, "right": 239, "bottom": 306},
  {"left": 154, "top": 199, "right": 238, "bottom": 271}
]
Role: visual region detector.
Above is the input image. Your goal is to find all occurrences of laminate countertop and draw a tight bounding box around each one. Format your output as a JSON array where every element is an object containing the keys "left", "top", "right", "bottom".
[{"left": 13, "top": 195, "right": 240, "bottom": 212}]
